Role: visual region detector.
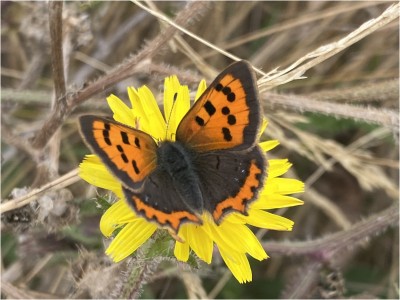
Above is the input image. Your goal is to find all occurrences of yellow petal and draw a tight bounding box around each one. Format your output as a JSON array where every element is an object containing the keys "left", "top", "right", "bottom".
[
  {"left": 204, "top": 221, "right": 266, "bottom": 260},
  {"left": 107, "top": 94, "right": 136, "bottom": 127},
  {"left": 224, "top": 212, "right": 247, "bottom": 224},
  {"left": 79, "top": 155, "right": 123, "bottom": 198},
  {"left": 268, "top": 159, "right": 292, "bottom": 179},
  {"left": 174, "top": 241, "right": 190, "bottom": 262},
  {"left": 252, "top": 194, "right": 304, "bottom": 210},
  {"left": 163, "top": 76, "right": 180, "bottom": 124},
  {"left": 105, "top": 219, "right": 157, "bottom": 262},
  {"left": 184, "top": 223, "right": 213, "bottom": 264},
  {"left": 219, "top": 247, "right": 252, "bottom": 283},
  {"left": 258, "top": 119, "right": 269, "bottom": 137},
  {"left": 100, "top": 200, "right": 137, "bottom": 237},
  {"left": 137, "top": 86, "right": 166, "bottom": 139},
  {"left": 242, "top": 209, "right": 294, "bottom": 231},
  {"left": 163, "top": 76, "right": 190, "bottom": 139},
  {"left": 263, "top": 178, "right": 305, "bottom": 195},
  {"left": 127, "top": 87, "right": 146, "bottom": 126},
  {"left": 195, "top": 79, "right": 207, "bottom": 102},
  {"left": 174, "top": 226, "right": 190, "bottom": 262},
  {"left": 172, "top": 85, "right": 190, "bottom": 128},
  {"left": 260, "top": 140, "right": 280, "bottom": 152}
]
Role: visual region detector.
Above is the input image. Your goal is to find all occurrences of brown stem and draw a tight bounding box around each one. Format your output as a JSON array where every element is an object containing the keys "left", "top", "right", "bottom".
[
  {"left": 263, "top": 201, "right": 399, "bottom": 259},
  {"left": 48, "top": 2, "right": 66, "bottom": 102},
  {"left": 31, "top": 1, "right": 209, "bottom": 150},
  {"left": 262, "top": 91, "right": 399, "bottom": 131},
  {"left": 307, "top": 79, "right": 399, "bottom": 104}
]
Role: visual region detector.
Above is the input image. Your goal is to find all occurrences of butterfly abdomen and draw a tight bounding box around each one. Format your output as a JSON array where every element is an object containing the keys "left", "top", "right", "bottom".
[{"left": 157, "top": 141, "right": 203, "bottom": 212}]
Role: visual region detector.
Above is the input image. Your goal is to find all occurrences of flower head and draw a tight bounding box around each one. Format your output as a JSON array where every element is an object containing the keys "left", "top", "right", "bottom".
[{"left": 79, "top": 75, "right": 304, "bottom": 283}]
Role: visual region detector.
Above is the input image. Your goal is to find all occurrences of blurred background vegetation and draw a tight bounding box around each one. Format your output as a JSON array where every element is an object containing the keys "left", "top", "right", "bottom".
[{"left": 1, "top": 1, "right": 398, "bottom": 298}]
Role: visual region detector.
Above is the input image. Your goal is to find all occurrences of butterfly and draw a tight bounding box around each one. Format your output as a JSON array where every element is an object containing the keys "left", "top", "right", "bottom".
[{"left": 79, "top": 60, "right": 266, "bottom": 234}]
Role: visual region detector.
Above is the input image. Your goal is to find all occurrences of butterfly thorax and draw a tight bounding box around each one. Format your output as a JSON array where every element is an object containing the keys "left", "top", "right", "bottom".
[{"left": 156, "top": 141, "right": 203, "bottom": 213}]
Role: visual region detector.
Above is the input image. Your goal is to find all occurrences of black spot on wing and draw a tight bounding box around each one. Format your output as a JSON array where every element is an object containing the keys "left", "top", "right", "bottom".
[
  {"left": 221, "top": 106, "right": 230, "bottom": 115},
  {"left": 132, "top": 160, "right": 140, "bottom": 174},
  {"left": 204, "top": 100, "right": 216, "bottom": 116},
  {"left": 215, "top": 83, "right": 223, "bottom": 91},
  {"left": 222, "top": 86, "right": 231, "bottom": 95},
  {"left": 195, "top": 116, "right": 205, "bottom": 126},
  {"left": 134, "top": 137, "right": 141, "bottom": 149},
  {"left": 222, "top": 127, "right": 232, "bottom": 141},
  {"left": 227, "top": 115, "right": 236, "bottom": 125},
  {"left": 121, "top": 153, "right": 128, "bottom": 163},
  {"left": 103, "top": 129, "right": 111, "bottom": 145},
  {"left": 227, "top": 92, "right": 235, "bottom": 102},
  {"left": 121, "top": 131, "right": 130, "bottom": 145}
]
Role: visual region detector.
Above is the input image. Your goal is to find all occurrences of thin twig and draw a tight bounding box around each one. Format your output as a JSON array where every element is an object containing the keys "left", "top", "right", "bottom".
[
  {"left": 305, "top": 188, "right": 352, "bottom": 230},
  {"left": 0, "top": 169, "right": 80, "bottom": 213},
  {"left": 1, "top": 121, "right": 39, "bottom": 160},
  {"left": 207, "top": 270, "right": 231, "bottom": 299},
  {"left": 179, "top": 272, "right": 208, "bottom": 299},
  {"left": 263, "top": 201, "right": 399, "bottom": 257},
  {"left": 31, "top": 1, "right": 209, "bottom": 149},
  {"left": 307, "top": 79, "right": 399, "bottom": 104},
  {"left": 201, "top": 1, "right": 386, "bottom": 59},
  {"left": 131, "top": 0, "right": 266, "bottom": 75},
  {"left": 283, "top": 260, "right": 322, "bottom": 299},
  {"left": 263, "top": 92, "right": 399, "bottom": 132},
  {"left": 257, "top": 3, "right": 399, "bottom": 91},
  {"left": 72, "top": 10, "right": 149, "bottom": 84},
  {"left": 0, "top": 281, "right": 58, "bottom": 299},
  {"left": 48, "top": 2, "right": 66, "bottom": 103},
  {"left": 30, "top": 2, "right": 68, "bottom": 157},
  {"left": 305, "top": 127, "right": 392, "bottom": 187},
  {"left": 17, "top": 48, "right": 48, "bottom": 90}
]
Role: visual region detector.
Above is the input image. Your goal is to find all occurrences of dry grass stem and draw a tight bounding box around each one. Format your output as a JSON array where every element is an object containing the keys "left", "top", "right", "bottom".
[
  {"left": 142, "top": 1, "right": 217, "bottom": 78},
  {"left": 48, "top": 2, "right": 66, "bottom": 100},
  {"left": 203, "top": 1, "right": 384, "bottom": 58},
  {"left": 305, "top": 188, "right": 352, "bottom": 230},
  {"left": 1, "top": 281, "right": 58, "bottom": 299},
  {"left": 207, "top": 270, "right": 232, "bottom": 299},
  {"left": 1, "top": 2, "right": 397, "bottom": 298},
  {"left": 0, "top": 169, "right": 80, "bottom": 213},
  {"left": 180, "top": 272, "right": 208, "bottom": 299},
  {"left": 257, "top": 3, "right": 399, "bottom": 91},
  {"left": 263, "top": 92, "right": 399, "bottom": 131},
  {"left": 305, "top": 127, "right": 392, "bottom": 187},
  {"left": 307, "top": 79, "right": 399, "bottom": 104},
  {"left": 268, "top": 116, "right": 398, "bottom": 197},
  {"left": 263, "top": 201, "right": 399, "bottom": 257},
  {"left": 31, "top": 1, "right": 210, "bottom": 149},
  {"left": 131, "top": 0, "right": 266, "bottom": 76}
]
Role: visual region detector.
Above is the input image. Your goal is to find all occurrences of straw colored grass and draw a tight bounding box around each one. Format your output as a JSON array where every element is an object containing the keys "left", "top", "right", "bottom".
[{"left": 1, "top": 2, "right": 398, "bottom": 298}]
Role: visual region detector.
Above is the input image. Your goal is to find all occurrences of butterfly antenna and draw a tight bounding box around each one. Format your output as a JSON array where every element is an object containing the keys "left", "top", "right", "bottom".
[{"left": 165, "top": 92, "right": 178, "bottom": 140}]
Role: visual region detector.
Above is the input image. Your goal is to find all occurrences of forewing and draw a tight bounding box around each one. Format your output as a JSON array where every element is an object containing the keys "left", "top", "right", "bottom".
[
  {"left": 176, "top": 60, "right": 261, "bottom": 152},
  {"left": 79, "top": 115, "right": 157, "bottom": 190},
  {"left": 195, "top": 146, "right": 267, "bottom": 223}
]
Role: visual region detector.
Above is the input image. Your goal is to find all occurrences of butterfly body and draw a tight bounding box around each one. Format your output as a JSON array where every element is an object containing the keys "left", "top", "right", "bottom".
[
  {"left": 155, "top": 140, "right": 203, "bottom": 213},
  {"left": 79, "top": 60, "right": 267, "bottom": 233}
]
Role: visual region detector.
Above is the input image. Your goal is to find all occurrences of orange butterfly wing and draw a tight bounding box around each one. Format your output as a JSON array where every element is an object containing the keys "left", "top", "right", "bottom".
[
  {"left": 176, "top": 61, "right": 267, "bottom": 225},
  {"left": 79, "top": 115, "right": 157, "bottom": 191},
  {"left": 176, "top": 60, "right": 261, "bottom": 152}
]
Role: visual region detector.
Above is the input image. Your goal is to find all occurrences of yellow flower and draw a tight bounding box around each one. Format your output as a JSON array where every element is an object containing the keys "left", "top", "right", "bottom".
[{"left": 79, "top": 76, "right": 304, "bottom": 283}]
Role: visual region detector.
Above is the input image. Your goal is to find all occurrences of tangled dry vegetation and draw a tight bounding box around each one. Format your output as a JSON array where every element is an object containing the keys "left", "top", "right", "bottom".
[{"left": 1, "top": 1, "right": 399, "bottom": 299}]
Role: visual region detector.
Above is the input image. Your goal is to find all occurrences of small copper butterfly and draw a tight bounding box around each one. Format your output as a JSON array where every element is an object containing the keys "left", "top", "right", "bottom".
[{"left": 79, "top": 61, "right": 266, "bottom": 233}]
